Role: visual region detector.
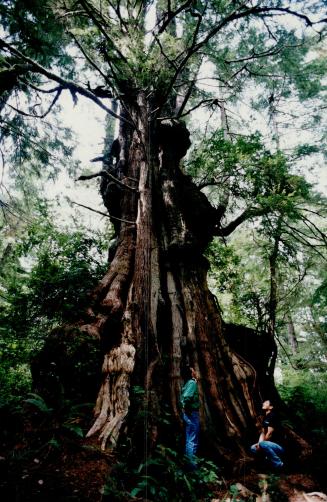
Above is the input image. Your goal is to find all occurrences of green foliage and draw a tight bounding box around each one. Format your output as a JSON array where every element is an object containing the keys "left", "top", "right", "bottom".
[
  {"left": 207, "top": 231, "right": 270, "bottom": 328},
  {"left": 312, "top": 274, "right": 327, "bottom": 320},
  {"left": 3, "top": 216, "right": 108, "bottom": 328},
  {"left": 198, "top": 128, "right": 326, "bottom": 342},
  {"left": 0, "top": 391, "right": 93, "bottom": 499},
  {"left": 0, "top": 117, "right": 78, "bottom": 208},
  {"left": 0, "top": 0, "right": 71, "bottom": 65},
  {"left": 24, "top": 392, "right": 93, "bottom": 443},
  {"left": 278, "top": 369, "right": 327, "bottom": 484},
  {"left": 103, "top": 444, "right": 222, "bottom": 502},
  {"left": 0, "top": 362, "right": 32, "bottom": 408},
  {"left": 188, "top": 130, "right": 312, "bottom": 213},
  {"left": 278, "top": 369, "right": 327, "bottom": 425},
  {"left": 25, "top": 392, "right": 54, "bottom": 414},
  {"left": 0, "top": 212, "right": 108, "bottom": 408},
  {"left": 0, "top": 0, "right": 78, "bottom": 189},
  {"left": 208, "top": 218, "right": 327, "bottom": 339}
]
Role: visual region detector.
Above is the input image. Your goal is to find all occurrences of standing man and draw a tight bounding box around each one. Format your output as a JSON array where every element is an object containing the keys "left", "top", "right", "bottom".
[
  {"left": 180, "top": 367, "right": 200, "bottom": 469},
  {"left": 251, "top": 399, "right": 284, "bottom": 469}
]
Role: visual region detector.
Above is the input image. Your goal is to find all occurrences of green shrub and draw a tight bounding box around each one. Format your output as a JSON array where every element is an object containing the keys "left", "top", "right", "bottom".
[
  {"left": 103, "top": 444, "right": 222, "bottom": 502},
  {"left": 0, "top": 363, "right": 32, "bottom": 407},
  {"left": 278, "top": 369, "right": 327, "bottom": 427},
  {"left": 278, "top": 368, "right": 327, "bottom": 484}
]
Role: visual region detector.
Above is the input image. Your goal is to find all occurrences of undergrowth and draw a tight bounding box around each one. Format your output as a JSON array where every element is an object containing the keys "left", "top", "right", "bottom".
[{"left": 102, "top": 444, "right": 222, "bottom": 502}]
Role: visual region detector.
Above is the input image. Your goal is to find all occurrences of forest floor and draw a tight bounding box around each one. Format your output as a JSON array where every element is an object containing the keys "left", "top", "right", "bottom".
[
  {"left": 1, "top": 438, "right": 327, "bottom": 502},
  {"left": 212, "top": 471, "right": 327, "bottom": 501},
  {"left": 0, "top": 406, "right": 326, "bottom": 502},
  {"left": 0, "top": 437, "right": 111, "bottom": 502}
]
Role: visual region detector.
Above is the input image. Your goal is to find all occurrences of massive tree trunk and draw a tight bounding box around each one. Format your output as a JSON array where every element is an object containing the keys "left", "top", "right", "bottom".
[
  {"left": 30, "top": 91, "right": 282, "bottom": 469},
  {"left": 65, "top": 92, "right": 266, "bottom": 461}
]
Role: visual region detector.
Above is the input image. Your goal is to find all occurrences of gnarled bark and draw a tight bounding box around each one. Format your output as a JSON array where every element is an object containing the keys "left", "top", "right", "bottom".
[
  {"left": 32, "top": 92, "right": 284, "bottom": 464},
  {"left": 69, "top": 93, "right": 265, "bottom": 460}
]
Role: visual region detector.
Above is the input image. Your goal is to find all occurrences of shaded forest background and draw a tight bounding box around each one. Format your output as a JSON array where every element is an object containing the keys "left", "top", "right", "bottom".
[{"left": 1, "top": 0, "right": 327, "bottom": 500}]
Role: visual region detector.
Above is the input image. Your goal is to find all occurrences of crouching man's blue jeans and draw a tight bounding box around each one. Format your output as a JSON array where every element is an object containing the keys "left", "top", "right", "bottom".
[
  {"left": 251, "top": 440, "right": 284, "bottom": 468},
  {"left": 183, "top": 410, "right": 200, "bottom": 467}
]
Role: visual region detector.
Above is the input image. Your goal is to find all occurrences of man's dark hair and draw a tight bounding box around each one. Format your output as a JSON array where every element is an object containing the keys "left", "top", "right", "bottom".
[{"left": 182, "top": 366, "right": 193, "bottom": 381}]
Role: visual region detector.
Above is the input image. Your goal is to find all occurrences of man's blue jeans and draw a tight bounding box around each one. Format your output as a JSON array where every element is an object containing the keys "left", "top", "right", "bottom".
[
  {"left": 183, "top": 410, "right": 200, "bottom": 466},
  {"left": 251, "top": 441, "right": 284, "bottom": 468}
]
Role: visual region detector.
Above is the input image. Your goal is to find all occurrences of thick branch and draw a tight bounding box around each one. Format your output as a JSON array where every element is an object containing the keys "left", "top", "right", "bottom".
[
  {"left": 156, "top": 0, "right": 193, "bottom": 35},
  {"left": 0, "top": 40, "right": 134, "bottom": 126},
  {"left": 77, "top": 170, "right": 138, "bottom": 191},
  {"left": 197, "top": 179, "right": 222, "bottom": 190},
  {"left": 2, "top": 88, "right": 62, "bottom": 119},
  {"left": 224, "top": 45, "right": 286, "bottom": 65},
  {"left": 71, "top": 200, "right": 136, "bottom": 225},
  {"left": 77, "top": 0, "right": 131, "bottom": 67},
  {"left": 215, "top": 207, "right": 268, "bottom": 236},
  {"left": 19, "top": 81, "right": 62, "bottom": 94},
  {"left": 69, "top": 31, "right": 113, "bottom": 85},
  {"left": 178, "top": 97, "right": 221, "bottom": 119},
  {"left": 162, "top": 4, "right": 326, "bottom": 109},
  {"left": 196, "top": 6, "right": 325, "bottom": 57}
]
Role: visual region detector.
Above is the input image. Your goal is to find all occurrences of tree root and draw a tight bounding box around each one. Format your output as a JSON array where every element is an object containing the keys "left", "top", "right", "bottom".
[{"left": 86, "top": 343, "right": 136, "bottom": 449}]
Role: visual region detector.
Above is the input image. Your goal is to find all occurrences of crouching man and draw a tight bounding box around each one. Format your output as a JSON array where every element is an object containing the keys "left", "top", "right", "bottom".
[{"left": 251, "top": 399, "right": 284, "bottom": 470}]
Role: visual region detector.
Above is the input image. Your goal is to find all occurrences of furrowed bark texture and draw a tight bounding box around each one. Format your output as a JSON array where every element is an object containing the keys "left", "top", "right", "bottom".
[{"left": 79, "top": 93, "right": 265, "bottom": 460}]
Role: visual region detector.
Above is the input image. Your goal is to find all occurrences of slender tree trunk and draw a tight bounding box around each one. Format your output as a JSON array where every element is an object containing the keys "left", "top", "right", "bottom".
[
  {"left": 286, "top": 313, "right": 298, "bottom": 355},
  {"left": 267, "top": 232, "right": 279, "bottom": 388}
]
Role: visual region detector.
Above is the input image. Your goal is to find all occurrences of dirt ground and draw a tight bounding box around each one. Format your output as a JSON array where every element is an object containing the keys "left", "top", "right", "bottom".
[
  {"left": 0, "top": 438, "right": 112, "bottom": 502},
  {"left": 212, "top": 471, "right": 327, "bottom": 502}
]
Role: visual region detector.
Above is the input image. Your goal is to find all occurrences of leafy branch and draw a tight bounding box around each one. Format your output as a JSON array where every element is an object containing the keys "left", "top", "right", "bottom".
[{"left": 0, "top": 39, "right": 134, "bottom": 126}]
